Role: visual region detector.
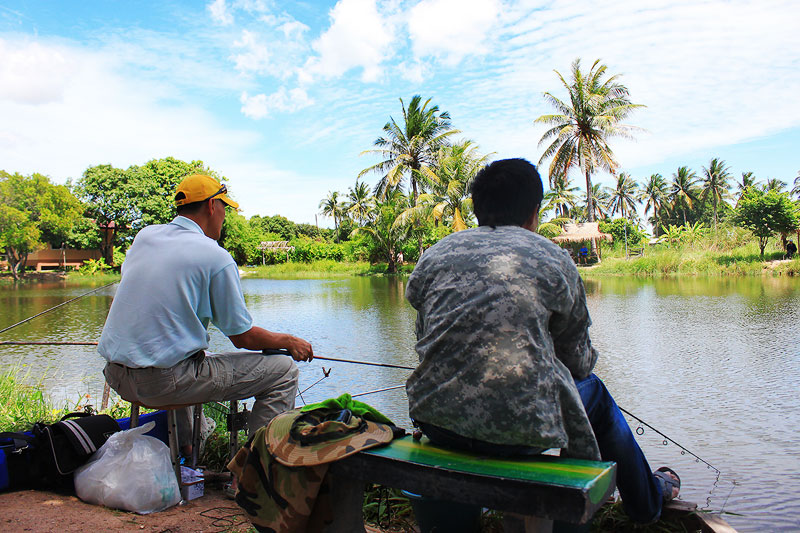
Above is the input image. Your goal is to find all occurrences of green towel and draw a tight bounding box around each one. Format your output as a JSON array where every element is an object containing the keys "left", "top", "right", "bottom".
[{"left": 300, "top": 393, "right": 394, "bottom": 426}]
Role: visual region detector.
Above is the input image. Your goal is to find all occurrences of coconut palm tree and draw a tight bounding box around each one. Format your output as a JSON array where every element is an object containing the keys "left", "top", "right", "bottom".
[
  {"left": 359, "top": 95, "right": 457, "bottom": 202},
  {"left": 346, "top": 180, "right": 375, "bottom": 226},
  {"left": 641, "top": 173, "right": 668, "bottom": 223},
  {"left": 352, "top": 189, "right": 411, "bottom": 274},
  {"left": 395, "top": 140, "right": 487, "bottom": 232},
  {"left": 670, "top": 167, "right": 699, "bottom": 225},
  {"left": 542, "top": 174, "right": 580, "bottom": 218},
  {"left": 764, "top": 178, "right": 787, "bottom": 192},
  {"left": 359, "top": 95, "right": 457, "bottom": 256},
  {"left": 586, "top": 183, "right": 611, "bottom": 221},
  {"left": 607, "top": 172, "right": 640, "bottom": 220},
  {"left": 535, "top": 58, "right": 644, "bottom": 234},
  {"left": 735, "top": 171, "right": 759, "bottom": 208},
  {"left": 319, "top": 190, "right": 345, "bottom": 243},
  {"left": 791, "top": 171, "right": 800, "bottom": 200},
  {"left": 701, "top": 158, "right": 732, "bottom": 229}
]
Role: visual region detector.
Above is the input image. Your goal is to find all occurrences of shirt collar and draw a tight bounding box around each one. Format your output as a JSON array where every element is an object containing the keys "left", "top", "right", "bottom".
[{"left": 171, "top": 216, "right": 204, "bottom": 234}]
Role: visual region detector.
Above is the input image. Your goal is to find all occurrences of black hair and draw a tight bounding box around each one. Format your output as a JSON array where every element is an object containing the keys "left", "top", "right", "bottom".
[
  {"left": 175, "top": 191, "right": 206, "bottom": 216},
  {"left": 471, "top": 158, "right": 543, "bottom": 227}
]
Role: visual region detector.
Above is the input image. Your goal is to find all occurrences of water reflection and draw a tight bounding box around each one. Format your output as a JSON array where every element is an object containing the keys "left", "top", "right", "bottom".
[{"left": 1, "top": 275, "right": 798, "bottom": 531}]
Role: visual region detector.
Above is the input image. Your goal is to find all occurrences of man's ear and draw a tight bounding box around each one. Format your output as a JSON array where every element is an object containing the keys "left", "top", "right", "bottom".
[{"left": 523, "top": 207, "right": 540, "bottom": 233}]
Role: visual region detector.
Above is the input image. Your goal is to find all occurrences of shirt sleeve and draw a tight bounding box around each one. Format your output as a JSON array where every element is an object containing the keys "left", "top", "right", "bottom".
[
  {"left": 548, "top": 265, "right": 598, "bottom": 380},
  {"left": 209, "top": 263, "right": 253, "bottom": 336}
]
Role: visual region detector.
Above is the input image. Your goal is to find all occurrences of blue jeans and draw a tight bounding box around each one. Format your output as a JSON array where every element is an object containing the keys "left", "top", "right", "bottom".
[
  {"left": 418, "top": 373, "right": 664, "bottom": 523},
  {"left": 575, "top": 373, "right": 663, "bottom": 523}
]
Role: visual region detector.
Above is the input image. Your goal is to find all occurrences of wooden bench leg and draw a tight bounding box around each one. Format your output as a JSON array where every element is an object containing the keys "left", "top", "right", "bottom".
[
  {"left": 166, "top": 409, "right": 182, "bottom": 487},
  {"left": 322, "top": 473, "right": 365, "bottom": 533},
  {"left": 130, "top": 403, "right": 140, "bottom": 428},
  {"left": 190, "top": 404, "right": 202, "bottom": 468},
  {"left": 504, "top": 513, "right": 553, "bottom": 533}
]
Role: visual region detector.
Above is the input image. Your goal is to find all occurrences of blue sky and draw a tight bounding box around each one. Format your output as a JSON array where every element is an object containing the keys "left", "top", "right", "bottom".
[{"left": 1, "top": 0, "right": 798, "bottom": 225}]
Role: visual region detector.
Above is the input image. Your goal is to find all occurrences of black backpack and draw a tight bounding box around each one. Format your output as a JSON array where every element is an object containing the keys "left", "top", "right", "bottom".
[{"left": 0, "top": 412, "right": 120, "bottom": 493}]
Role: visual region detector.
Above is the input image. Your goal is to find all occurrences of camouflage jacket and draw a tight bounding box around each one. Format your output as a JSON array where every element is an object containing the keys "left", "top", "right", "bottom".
[{"left": 405, "top": 226, "right": 601, "bottom": 460}]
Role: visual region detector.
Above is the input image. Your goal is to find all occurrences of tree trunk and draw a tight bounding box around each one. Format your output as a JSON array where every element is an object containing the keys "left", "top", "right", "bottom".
[
  {"left": 584, "top": 169, "right": 597, "bottom": 256},
  {"left": 387, "top": 247, "right": 397, "bottom": 274}
]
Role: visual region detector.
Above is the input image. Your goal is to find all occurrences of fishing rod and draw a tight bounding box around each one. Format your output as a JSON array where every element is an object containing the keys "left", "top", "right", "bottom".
[
  {"left": 619, "top": 406, "right": 720, "bottom": 473},
  {"left": 1, "top": 342, "right": 723, "bottom": 471},
  {"left": 0, "top": 341, "right": 99, "bottom": 346},
  {"left": 0, "top": 281, "right": 117, "bottom": 336}
]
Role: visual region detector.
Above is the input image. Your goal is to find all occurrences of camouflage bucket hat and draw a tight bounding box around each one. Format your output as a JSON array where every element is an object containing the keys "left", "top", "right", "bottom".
[{"left": 265, "top": 407, "right": 394, "bottom": 467}]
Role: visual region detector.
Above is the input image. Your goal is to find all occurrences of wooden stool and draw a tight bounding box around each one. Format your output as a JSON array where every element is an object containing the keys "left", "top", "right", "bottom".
[{"left": 129, "top": 401, "right": 203, "bottom": 487}]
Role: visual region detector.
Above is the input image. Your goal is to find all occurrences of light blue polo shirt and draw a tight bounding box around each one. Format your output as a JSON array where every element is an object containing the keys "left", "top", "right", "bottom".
[{"left": 98, "top": 216, "right": 253, "bottom": 368}]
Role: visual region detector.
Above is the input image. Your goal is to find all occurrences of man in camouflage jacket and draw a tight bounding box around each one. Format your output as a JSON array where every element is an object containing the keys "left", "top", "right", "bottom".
[{"left": 405, "top": 158, "right": 674, "bottom": 523}]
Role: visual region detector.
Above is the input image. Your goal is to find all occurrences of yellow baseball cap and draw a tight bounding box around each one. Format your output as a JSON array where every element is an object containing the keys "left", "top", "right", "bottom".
[{"left": 174, "top": 174, "right": 239, "bottom": 209}]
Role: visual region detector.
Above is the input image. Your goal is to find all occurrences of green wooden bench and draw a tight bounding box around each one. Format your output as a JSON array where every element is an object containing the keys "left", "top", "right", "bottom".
[{"left": 324, "top": 435, "right": 616, "bottom": 533}]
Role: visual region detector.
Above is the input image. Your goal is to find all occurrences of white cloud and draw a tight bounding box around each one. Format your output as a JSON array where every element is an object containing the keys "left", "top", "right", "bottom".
[
  {"left": 302, "top": 0, "right": 396, "bottom": 83},
  {"left": 232, "top": 30, "right": 272, "bottom": 74},
  {"left": 407, "top": 0, "right": 500, "bottom": 64},
  {"left": 240, "top": 87, "right": 313, "bottom": 118},
  {"left": 208, "top": 0, "right": 234, "bottom": 26},
  {"left": 0, "top": 39, "right": 73, "bottom": 104}
]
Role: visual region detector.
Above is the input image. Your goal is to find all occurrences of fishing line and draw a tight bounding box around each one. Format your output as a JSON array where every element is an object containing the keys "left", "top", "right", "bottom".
[
  {"left": 619, "top": 406, "right": 720, "bottom": 474},
  {"left": 0, "top": 281, "right": 117, "bottom": 336},
  {"left": 295, "top": 367, "right": 332, "bottom": 399}
]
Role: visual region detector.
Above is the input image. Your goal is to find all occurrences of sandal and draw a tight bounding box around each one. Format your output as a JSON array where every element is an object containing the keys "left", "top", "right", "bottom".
[
  {"left": 223, "top": 481, "right": 237, "bottom": 500},
  {"left": 653, "top": 466, "right": 681, "bottom": 502}
]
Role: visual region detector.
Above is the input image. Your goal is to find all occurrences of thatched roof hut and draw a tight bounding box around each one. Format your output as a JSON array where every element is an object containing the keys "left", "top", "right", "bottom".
[{"left": 551, "top": 223, "right": 613, "bottom": 244}]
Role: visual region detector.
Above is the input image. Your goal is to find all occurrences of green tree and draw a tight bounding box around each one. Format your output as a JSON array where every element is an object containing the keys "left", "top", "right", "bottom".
[
  {"left": 599, "top": 218, "right": 646, "bottom": 248},
  {"left": 701, "top": 158, "right": 732, "bottom": 229},
  {"left": 352, "top": 190, "right": 411, "bottom": 273},
  {"left": 128, "top": 157, "right": 219, "bottom": 229},
  {"left": 733, "top": 188, "right": 800, "bottom": 257},
  {"left": 641, "top": 173, "right": 668, "bottom": 229},
  {"left": 345, "top": 181, "right": 375, "bottom": 226},
  {"left": 536, "top": 58, "right": 644, "bottom": 237},
  {"left": 585, "top": 183, "right": 611, "bottom": 221},
  {"left": 0, "top": 205, "right": 41, "bottom": 280},
  {"left": 73, "top": 164, "right": 137, "bottom": 258},
  {"left": 397, "top": 140, "right": 486, "bottom": 231},
  {"left": 735, "top": 171, "right": 758, "bottom": 208},
  {"left": 607, "top": 172, "right": 639, "bottom": 221},
  {"left": 543, "top": 174, "right": 580, "bottom": 219},
  {"left": 359, "top": 95, "right": 457, "bottom": 255},
  {"left": 669, "top": 166, "right": 699, "bottom": 225},
  {"left": 319, "top": 191, "right": 345, "bottom": 243},
  {"left": 0, "top": 172, "right": 83, "bottom": 279},
  {"left": 221, "top": 211, "right": 264, "bottom": 264},
  {"left": 764, "top": 178, "right": 787, "bottom": 192}
]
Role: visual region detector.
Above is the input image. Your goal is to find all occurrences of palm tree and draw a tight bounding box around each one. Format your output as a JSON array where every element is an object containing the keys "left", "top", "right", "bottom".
[
  {"left": 791, "top": 171, "right": 800, "bottom": 200},
  {"left": 765, "top": 178, "right": 787, "bottom": 192},
  {"left": 586, "top": 183, "right": 611, "bottom": 221},
  {"left": 607, "top": 172, "right": 640, "bottom": 220},
  {"left": 670, "top": 167, "right": 699, "bottom": 225},
  {"left": 359, "top": 95, "right": 457, "bottom": 256},
  {"left": 701, "top": 158, "right": 732, "bottom": 229},
  {"left": 319, "top": 190, "right": 344, "bottom": 243},
  {"left": 535, "top": 58, "right": 644, "bottom": 236},
  {"left": 395, "top": 140, "right": 488, "bottom": 231},
  {"left": 346, "top": 180, "right": 375, "bottom": 226},
  {"left": 641, "top": 173, "right": 668, "bottom": 224},
  {"left": 735, "top": 171, "right": 758, "bottom": 208},
  {"left": 352, "top": 189, "right": 411, "bottom": 274},
  {"left": 359, "top": 95, "right": 457, "bottom": 202},
  {"left": 542, "top": 174, "right": 580, "bottom": 218}
]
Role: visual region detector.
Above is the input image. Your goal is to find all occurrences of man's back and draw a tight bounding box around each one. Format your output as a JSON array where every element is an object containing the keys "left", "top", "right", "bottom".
[
  {"left": 406, "top": 225, "right": 599, "bottom": 458},
  {"left": 98, "top": 217, "right": 250, "bottom": 368}
]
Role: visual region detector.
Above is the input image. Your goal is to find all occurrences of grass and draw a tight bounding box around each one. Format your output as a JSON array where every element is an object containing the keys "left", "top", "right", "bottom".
[
  {"left": 0, "top": 365, "right": 70, "bottom": 431},
  {"left": 589, "top": 240, "right": 799, "bottom": 276},
  {"left": 242, "top": 260, "right": 413, "bottom": 279}
]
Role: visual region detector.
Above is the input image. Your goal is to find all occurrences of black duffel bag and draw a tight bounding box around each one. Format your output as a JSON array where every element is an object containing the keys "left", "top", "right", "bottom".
[{"left": 1, "top": 412, "right": 120, "bottom": 493}]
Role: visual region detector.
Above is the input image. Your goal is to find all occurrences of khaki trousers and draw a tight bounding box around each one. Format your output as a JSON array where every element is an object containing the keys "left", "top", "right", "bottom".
[{"left": 104, "top": 351, "right": 299, "bottom": 447}]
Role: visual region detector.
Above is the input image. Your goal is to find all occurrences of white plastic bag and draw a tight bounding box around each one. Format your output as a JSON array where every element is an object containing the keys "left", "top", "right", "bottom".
[{"left": 74, "top": 421, "right": 181, "bottom": 514}]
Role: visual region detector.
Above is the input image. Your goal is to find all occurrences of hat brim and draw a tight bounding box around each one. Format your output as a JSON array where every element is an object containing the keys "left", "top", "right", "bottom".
[
  {"left": 265, "top": 410, "right": 394, "bottom": 467},
  {"left": 218, "top": 194, "right": 240, "bottom": 209}
]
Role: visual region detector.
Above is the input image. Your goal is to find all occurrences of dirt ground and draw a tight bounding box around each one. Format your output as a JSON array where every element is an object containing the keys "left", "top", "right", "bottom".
[{"left": 0, "top": 486, "right": 253, "bottom": 533}]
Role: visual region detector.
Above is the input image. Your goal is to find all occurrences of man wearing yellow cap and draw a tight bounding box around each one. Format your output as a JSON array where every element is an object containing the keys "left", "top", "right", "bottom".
[{"left": 99, "top": 174, "right": 313, "bottom": 455}]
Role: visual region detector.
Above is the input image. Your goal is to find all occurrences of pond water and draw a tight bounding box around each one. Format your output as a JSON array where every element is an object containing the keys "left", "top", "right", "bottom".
[{"left": 1, "top": 275, "right": 798, "bottom": 532}]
